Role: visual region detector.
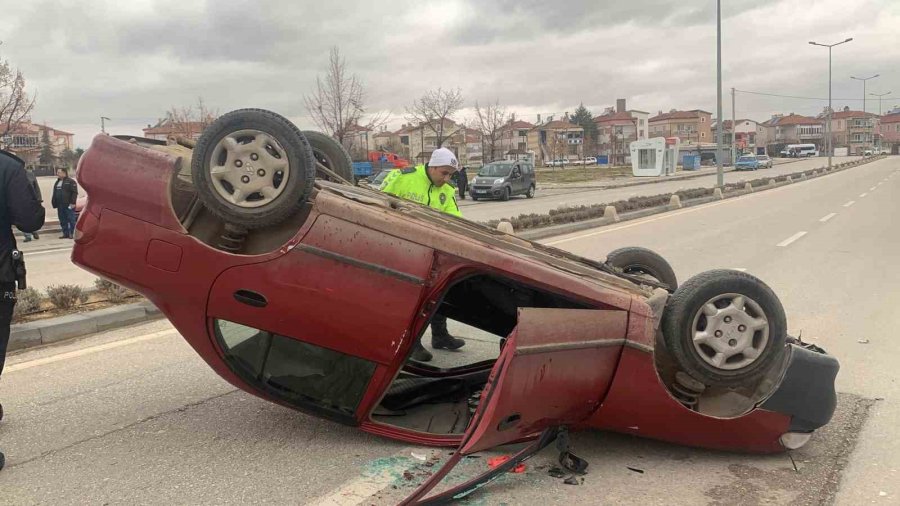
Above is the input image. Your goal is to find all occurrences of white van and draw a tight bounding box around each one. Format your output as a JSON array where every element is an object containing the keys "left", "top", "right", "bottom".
[{"left": 780, "top": 144, "right": 819, "bottom": 158}]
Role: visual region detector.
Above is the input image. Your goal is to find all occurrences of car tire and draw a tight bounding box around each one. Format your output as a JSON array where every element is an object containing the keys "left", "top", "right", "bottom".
[
  {"left": 501, "top": 187, "right": 511, "bottom": 201},
  {"left": 302, "top": 130, "right": 353, "bottom": 183},
  {"left": 526, "top": 185, "right": 535, "bottom": 199},
  {"left": 661, "top": 269, "right": 787, "bottom": 387},
  {"left": 606, "top": 246, "right": 678, "bottom": 290},
  {"left": 192, "top": 108, "right": 315, "bottom": 230}
]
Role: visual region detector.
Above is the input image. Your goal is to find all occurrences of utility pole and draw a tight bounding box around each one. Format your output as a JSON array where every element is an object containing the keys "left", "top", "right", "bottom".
[
  {"left": 715, "top": 0, "right": 723, "bottom": 187},
  {"left": 731, "top": 87, "right": 736, "bottom": 163},
  {"left": 100, "top": 116, "right": 111, "bottom": 134},
  {"left": 851, "top": 74, "right": 879, "bottom": 153},
  {"left": 810, "top": 38, "right": 852, "bottom": 169}
]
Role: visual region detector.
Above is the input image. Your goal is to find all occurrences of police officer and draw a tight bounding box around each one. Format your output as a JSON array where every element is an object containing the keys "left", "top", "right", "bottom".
[
  {"left": 380, "top": 147, "right": 465, "bottom": 362},
  {"left": 0, "top": 149, "right": 46, "bottom": 470}
]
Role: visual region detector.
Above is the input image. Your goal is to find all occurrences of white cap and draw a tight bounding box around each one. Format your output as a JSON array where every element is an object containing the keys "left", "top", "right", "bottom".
[{"left": 428, "top": 147, "right": 459, "bottom": 171}]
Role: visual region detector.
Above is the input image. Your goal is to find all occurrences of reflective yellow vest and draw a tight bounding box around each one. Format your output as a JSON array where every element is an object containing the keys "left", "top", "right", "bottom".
[{"left": 379, "top": 164, "right": 462, "bottom": 217}]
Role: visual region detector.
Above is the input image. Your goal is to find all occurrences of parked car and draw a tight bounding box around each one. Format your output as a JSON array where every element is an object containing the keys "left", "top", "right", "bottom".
[
  {"left": 546, "top": 159, "right": 567, "bottom": 167},
  {"left": 71, "top": 109, "right": 839, "bottom": 503},
  {"left": 469, "top": 160, "right": 535, "bottom": 201},
  {"left": 734, "top": 155, "right": 761, "bottom": 171},
  {"left": 756, "top": 154, "right": 773, "bottom": 169}
]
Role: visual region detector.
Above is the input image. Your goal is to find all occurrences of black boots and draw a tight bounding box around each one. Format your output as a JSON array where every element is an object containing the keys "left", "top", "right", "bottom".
[
  {"left": 411, "top": 340, "right": 433, "bottom": 362},
  {"left": 430, "top": 314, "right": 466, "bottom": 350}
]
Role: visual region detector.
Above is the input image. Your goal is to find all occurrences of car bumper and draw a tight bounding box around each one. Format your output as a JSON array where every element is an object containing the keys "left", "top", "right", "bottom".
[
  {"left": 471, "top": 186, "right": 504, "bottom": 198},
  {"left": 762, "top": 343, "right": 839, "bottom": 434}
]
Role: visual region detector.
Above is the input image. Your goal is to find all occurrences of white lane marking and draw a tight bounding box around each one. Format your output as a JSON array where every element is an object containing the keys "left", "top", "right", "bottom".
[
  {"left": 843, "top": 201, "right": 856, "bottom": 207},
  {"left": 733, "top": 268, "right": 747, "bottom": 272},
  {"left": 820, "top": 213, "right": 837, "bottom": 222},
  {"left": 6, "top": 329, "right": 177, "bottom": 373},
  {"left": 870, "top": 186, "right": 877, "bottom": 191},
  {"left": 860, "top": 193, "right": 868, "bottom": 198},
  {"left": 26, "top": 247, "right": 73, "bottom": 256},
  {"left": 309, "top": 449, "right": 439, "bottom": 506},
  {"left": 777, "top": 231, "right": 808, "bottom": 247}
]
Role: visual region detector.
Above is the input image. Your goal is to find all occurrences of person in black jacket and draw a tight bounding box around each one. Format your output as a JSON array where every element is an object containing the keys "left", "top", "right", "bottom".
[
  {"left": 23, "top": 167, "right": 42, "bottom": 242},
  {"left": 457, "top": 165, "right": 468, "bottom": 200},
  {"left": 51, "top": 167, "right": 78, "bottom": 239},
  {"left": 1, "top": 149, "right": 46, "bottom": 470}
]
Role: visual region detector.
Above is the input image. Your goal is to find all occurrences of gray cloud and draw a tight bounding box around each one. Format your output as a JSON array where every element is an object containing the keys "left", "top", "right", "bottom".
[{"left": 2, "top": 0, "right": 898, "bottom": 147}]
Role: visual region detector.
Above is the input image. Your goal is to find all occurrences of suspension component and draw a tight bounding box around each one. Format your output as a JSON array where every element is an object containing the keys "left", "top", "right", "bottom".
[
  {"left": 218, "top": 223, "right": 248, "bottom": 253},
  {"left": 671, "top": 371, "right": 706, "bottom": 410}
]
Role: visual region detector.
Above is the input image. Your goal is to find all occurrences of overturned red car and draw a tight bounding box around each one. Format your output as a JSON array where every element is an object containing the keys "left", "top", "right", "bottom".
[{"left": 71, "top": 109, "right": 838, "bottom": 504}]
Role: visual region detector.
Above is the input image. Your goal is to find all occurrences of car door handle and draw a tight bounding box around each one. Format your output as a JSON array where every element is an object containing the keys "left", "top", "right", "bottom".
[{"left": 233, "top": 290, "right": 267, "bottom": 308}]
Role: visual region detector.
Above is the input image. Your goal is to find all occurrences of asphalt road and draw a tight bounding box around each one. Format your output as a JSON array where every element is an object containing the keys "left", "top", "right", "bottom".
[
  {"left": 460, "top": 156, "right": 861, "bottom": 223},
  {"left": 2, "top": 157, "right": 895, "bottom": 504}
]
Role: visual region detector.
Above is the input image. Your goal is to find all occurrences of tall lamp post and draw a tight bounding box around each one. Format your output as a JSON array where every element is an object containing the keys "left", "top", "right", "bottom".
[
  {"left": 870, "top": 91, "right": 891, "bottom": 151},
  {"left": 715, "top": 0, "right": 723, "bottom": 187},
  {"left": 851, "top": 74, "right": 879, "bottom": 154},
  {"left": 809, "top": 38, "right": 852, "bottom": 169}
]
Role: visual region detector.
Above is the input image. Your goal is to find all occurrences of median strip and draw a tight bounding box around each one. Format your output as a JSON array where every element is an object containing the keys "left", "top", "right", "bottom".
[{"left": 777, "top": 231, "right": 808, "bottom": 247}]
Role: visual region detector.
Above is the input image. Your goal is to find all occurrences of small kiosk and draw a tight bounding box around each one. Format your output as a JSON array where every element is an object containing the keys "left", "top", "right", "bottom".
[{"left": 629, "top": 136, "right": 680, "bottom": 177}]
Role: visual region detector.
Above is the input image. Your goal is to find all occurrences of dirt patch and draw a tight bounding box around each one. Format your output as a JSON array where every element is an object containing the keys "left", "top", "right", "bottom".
[{"left": 536, "top": 165, "right": 648, "bottom": 184}]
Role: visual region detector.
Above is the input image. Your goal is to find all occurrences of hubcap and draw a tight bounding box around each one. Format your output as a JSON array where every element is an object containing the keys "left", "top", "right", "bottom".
[
  {"left": 690, "top": 293, "right": 769, "bottom": 370},
  {"left": 209, "top": 129, "right": 290, "bottom": 208}
]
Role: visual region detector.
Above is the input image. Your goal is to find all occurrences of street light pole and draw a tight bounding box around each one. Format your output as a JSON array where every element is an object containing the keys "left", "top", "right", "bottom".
[
  {"left": 809, "top": 38, "right": 852, "bottom": 169},
  {"left": 851, "top": 74, "right": 879, "bottom": 153},
  {"left": 869, "top": 91, "right": 890, "bottom": 151},
  {"left": 715, "top": 0, "right": 723, "bottom": 187},
  {"left": 100, "top": 117, "right": 111, "bottom": 135}
]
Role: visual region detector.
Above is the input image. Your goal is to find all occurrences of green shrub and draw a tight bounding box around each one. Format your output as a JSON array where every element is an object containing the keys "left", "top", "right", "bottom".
[
  {"left": 46, "top": 284, "right": 88, "bottom": 309},
  {"left": 12, "top": 287, "right": 42, "bottom": 318},
  {"left": 94, "top": 278, "right": 133, "bottom": 303}
]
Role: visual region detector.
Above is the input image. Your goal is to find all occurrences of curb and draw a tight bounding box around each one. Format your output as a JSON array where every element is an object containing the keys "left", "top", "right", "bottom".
[
  {"left": 519, "top": 156, "right": 882, "bottom": 241},
  {"left": 539, "top": 167, "right": 733, "bottom": 191},
  {"left": 9, "top": 300, "right": 164, "bottom": 352}
]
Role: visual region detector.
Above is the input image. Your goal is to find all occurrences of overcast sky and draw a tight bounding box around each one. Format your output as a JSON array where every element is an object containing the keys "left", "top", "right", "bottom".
[{"left": 3, "top": 0, "right": 899, "bottom": 148}]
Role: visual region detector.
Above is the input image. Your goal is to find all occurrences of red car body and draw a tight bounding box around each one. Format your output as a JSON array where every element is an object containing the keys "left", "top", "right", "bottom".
[{"left": 72, "top": 134, "right": 837, "bottom": 503}]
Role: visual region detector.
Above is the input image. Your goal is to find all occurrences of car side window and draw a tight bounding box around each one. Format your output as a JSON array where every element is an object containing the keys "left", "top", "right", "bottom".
[
  {"left": 214, "top": 319, "right": 376, "bottom": 417},
  {"left": 512, "top": 166, "right": 521, "bottom": 178}
]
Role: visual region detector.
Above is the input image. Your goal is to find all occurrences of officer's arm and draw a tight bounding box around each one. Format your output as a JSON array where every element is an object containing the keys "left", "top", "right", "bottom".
[
  {"left": 379, "top": 169, "right": 401, "bottom": 194},
  {"left": 444, "top": 193, "right": 462, "bottom": 218},
  {"left": 7, "top": 169, "right": 46, "bottom": 233}
]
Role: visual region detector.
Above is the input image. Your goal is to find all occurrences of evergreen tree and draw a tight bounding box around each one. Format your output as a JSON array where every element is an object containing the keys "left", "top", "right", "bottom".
[
  {"left": 570, "top": 103, "right": 598, "bottom": 151},
  {"left": 39, "top": 127, "right": 55, "bottom": 166}
]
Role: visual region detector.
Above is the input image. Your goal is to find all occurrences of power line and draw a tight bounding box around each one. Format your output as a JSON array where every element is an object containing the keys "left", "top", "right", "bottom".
[{"left": 734, "top": 89, "right": 875, "bottom": 102}]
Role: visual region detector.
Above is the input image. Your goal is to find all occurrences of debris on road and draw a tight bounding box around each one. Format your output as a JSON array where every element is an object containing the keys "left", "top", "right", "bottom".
[
  {"left": 487, "top": 455, "right": 526, "bottom": 473},
  {"left": 626, "top": 467, "right": 645, "bottom": 474},
  {"left": 548, "top": 467, "right": 567, "bottom": 478},
  {"left": 857, "top": 339, "right": 870, "bottom": 344},
  {"left": 410, "top": 452, "right": 427, "bottom": 462},
  {"left": 564, "top": 476, "right": 584, "bottom": 485}
]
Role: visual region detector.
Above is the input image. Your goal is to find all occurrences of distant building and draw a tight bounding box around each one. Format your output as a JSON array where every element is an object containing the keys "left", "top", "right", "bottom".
[
  {"left": 1, "top": 122, "right": 75, "bottom": 168},
  {"left": 594, "top": 99, "right": 649, "bottom": 165},
  {"left": 877, "top": 112, "right": 900, "bottom": 153},
  {"left": 758, "top": 114, "right": 824, "bottom": 154},
  {"left": 496, "top": 119, "right": 535, "bottom": 162},
  {"left": 649, "top": 109, "right": 713, "bottom": 145},
  {"left": 829, "top": 107, "right": 879, "bottom": 154},
  {"left": 527, "top": 120, "right": 584, "bottom": 165}
]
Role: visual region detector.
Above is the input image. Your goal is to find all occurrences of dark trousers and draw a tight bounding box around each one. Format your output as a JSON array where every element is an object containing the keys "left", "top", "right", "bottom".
[
  {"left": 431, "top": 313, "right": 449, "bottom": 337},
  {"left": 57, "top": 206, "right": 76, "bottom": 238},
  {"left": 0, "top": 283, "right": 16, "bottom": 377},
  {"left": 458, "top": 180, "right": 467, "bottom": 200}
]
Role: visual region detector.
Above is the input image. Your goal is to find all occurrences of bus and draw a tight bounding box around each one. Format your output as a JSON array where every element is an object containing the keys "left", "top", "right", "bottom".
[{"left": 779, "top": 144, "right": 819, "bottom": 158}]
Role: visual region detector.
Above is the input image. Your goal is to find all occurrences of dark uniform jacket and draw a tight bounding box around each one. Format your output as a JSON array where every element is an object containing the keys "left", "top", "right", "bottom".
[
  {"left": 1, "top": 150, "right": 46, "bottom": 283},
  {"left": 51, "top": 176, "right": 78, "bottom": 209}
]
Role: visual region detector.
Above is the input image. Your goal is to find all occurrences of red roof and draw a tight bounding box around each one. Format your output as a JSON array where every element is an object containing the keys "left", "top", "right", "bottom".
[
  {"left": 541, "top": 120, "right": 582, "bottom": 130},
  {"left": 593, "top": 111, "right": 636, "bottom": 124},
  {"left": 880, "top": 112, "right": 900, "bottom": 124},
  {"left": 831, "top": 110, "right": 877, "bottom": 120},
  {"left": 500, "top": 120, "right": 535, "bottom": 131},
  {"left": 775, "top": 114, "right": 822, "bottom": 126},
  {"left": 649, "top": 110, "right": 712, "bottom": 122}
]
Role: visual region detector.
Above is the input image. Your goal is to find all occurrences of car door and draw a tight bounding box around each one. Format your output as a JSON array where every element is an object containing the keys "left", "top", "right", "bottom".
[
  {"left": 510, "top": 164, "right": 524, "bottom": 195},
  {"left": 401, "top": 307, "right": 628, "bottom": 505}
]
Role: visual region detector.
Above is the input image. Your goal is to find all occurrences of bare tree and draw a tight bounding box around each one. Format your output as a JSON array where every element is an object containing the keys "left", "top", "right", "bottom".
[
  {"left": 304, "top": 46, "right": 387, "bottom": 149},
  {"left": 406, "top": 87, "right": 464, "bottom": 149},
  {"left": 165, "top": 97, "right": 218, "bottom": 140},
  {"left": 0, "top": 54, "right": 36, "bottom": 145},
  {"left": 473, "top": 100, "right": 509, "bottom": 163},
  {"left": 547, "top": 130, "right": 569, "bottom": 166}
]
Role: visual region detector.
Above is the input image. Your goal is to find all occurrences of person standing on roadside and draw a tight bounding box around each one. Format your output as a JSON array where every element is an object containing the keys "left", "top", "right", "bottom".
[
  {"left": 380, "top": 147, "right": 465, "bottom": 362},
  {"left": 23, "top": 167, "right": 42, "bottom": 242},
  {"left": 1, "top": 149, "right": 47, "bottom": 471},
  {"left": 457, "top": 165, "right": 469, "bottom": 200},
  {"left": 51, "top": 168, "right": 78, "bottom": 239}
]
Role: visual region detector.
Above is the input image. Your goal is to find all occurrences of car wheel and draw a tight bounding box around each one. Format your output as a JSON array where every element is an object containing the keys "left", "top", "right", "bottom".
[
  {"left": 526, "top": 185, "right": 535, "bottom": 199},
  {"left": 192, "top": 109, "right": 315, "bottom": 229},
  {"left": 501, "top": 187, "right": 511, "bottom": 201},
  {"left": 605, "top": 246, "right": 678, "bottom": 290},
  {"left": 302, "top": 130, "right": 353, "bottom": 183},
  {"left": 661, "top": 269, "right": 787, "bottom": 387},
  {"left": 471, "top": 194, "right": 478, "bottom": 201}
]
